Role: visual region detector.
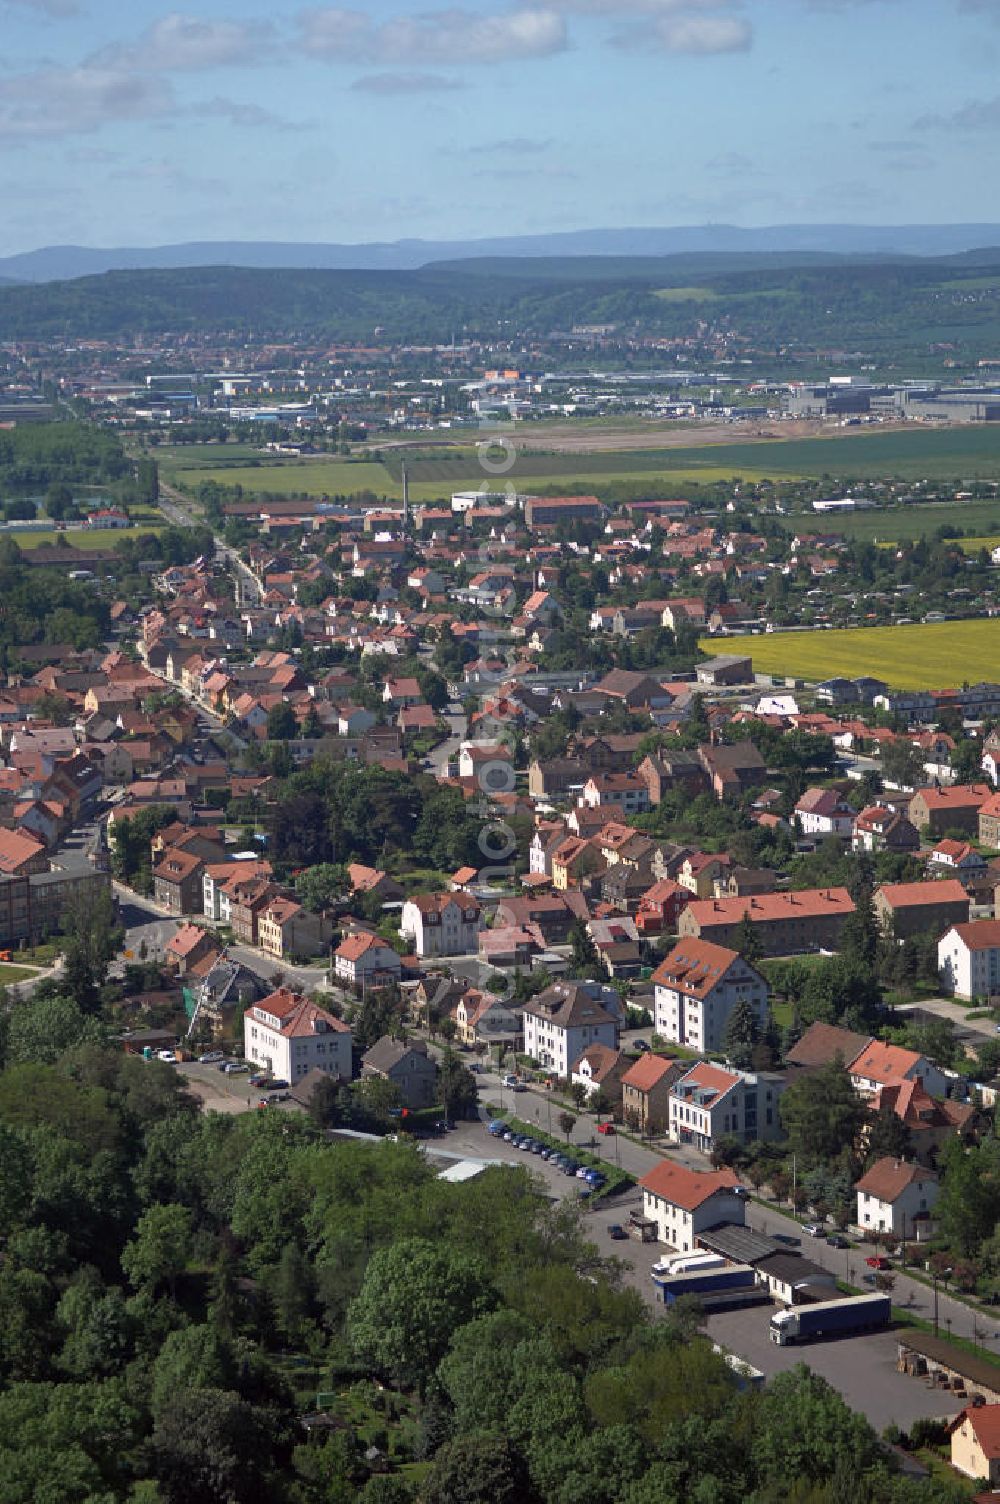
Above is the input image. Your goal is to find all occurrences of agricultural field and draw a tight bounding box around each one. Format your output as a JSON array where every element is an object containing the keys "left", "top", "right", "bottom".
[
  {"left": 712, "top": 618, "right": 1000, "bottom": 690},
  {"left": 165, "top": 421, "right": 1000, "bottom": 505}
]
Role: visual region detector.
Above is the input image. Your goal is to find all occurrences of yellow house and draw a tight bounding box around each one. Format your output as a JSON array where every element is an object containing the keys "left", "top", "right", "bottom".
[
  {"left": 950, "top": 1405, "right": 1000, "bottom": 1484},
  {"left": 551, "top": 836, "right": 604, "bottom": 891}
]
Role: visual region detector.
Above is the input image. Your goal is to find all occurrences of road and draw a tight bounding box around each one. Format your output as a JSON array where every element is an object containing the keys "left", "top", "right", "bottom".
[{"left": 428, "top": 707, "right": 467, "bottom": 776}]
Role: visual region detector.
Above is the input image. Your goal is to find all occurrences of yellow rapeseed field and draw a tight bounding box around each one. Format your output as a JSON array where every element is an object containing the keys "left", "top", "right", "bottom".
[{"left": 700, "top": 619, "right": 1000, "bottom": 691}]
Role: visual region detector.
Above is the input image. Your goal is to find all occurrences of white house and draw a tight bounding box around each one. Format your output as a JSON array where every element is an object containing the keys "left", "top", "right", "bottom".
[
  {"left": 854, "top": 1157, "right": 939, "bottom": 1239},
  {"left": 938, "top": 919, "right": 1000, "bottom": 1001},
  {"left": 668, "top": 1062, "right": 785, "bottom": 1153},
  {"left": 580, "top": 773, "right": 650, "bottom": 816},
  {"left": 521, "top": 979, "right": 618, "bottom": 1077},
  {"left": 244, "top": 987, "right": 352, "bottom": 1085},
  {"left": 400, "top": 893, "right": 483, "bottom": 957},
  {"left": 652, "top": 938, "right": 768, "bottom": 1055},
  {"left": 794, "top": 786, "right": 855, "bottom": 838},
  {"left": 333, "top": 931, "right": 402, "bottom": 989},
  {"left": 638, "top": 1160, "right": 746, "bottom": 1251},
  {"left": 847, "top": 1040, "right": 949, "bottom": 1100}
]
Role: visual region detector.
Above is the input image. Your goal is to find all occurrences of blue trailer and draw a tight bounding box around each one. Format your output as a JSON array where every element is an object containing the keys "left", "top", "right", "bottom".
[
  {"left": 769, "top": 1291, "right": 891, "bottom": 1345},
  {"left": 652, "top": 1262, "right": 766, "bottom": 1309}
]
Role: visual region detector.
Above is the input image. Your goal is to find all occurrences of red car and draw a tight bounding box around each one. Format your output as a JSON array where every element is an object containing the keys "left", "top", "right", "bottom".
[
  {"left": 865, "top": 1255, "right": 891, "bottom": 1270},
  {"left": 596, "top": 1122, "right": 616, "bottom": 1136}
]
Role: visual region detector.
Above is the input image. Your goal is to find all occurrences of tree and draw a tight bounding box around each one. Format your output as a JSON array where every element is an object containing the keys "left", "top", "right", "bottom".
[
  {"left": 568, "top": 921, "right": 603, "bottom": 979},
  {"left": 751, "top": 1364, "right": 880, "bottom": 1486},
  {"left": 557, "top": 1112, "right": 576, "bottom": 1143},
  {"left": 721, "top": 996, "right": 759, "bottom": 1069},
  {"left": 121, "top": 1203, "right": 194, "bottom": 1297},
  {"left": 438, "top": 1047, "right": 478, "bottom": 1120},
  {"left": 865, "top": 1105, "right": 912, "bottom": 1166},
  {"left": 348, "top": 1237, "right": 497, "bottom": 1393},
  {"left": 294, "top": 863, "right": 347, "bottom": 913},
  {"left": 61, "top": 885, "right": 122, "bottom": 1014},
  {"left": 778, "top": 1058, "right": 867, "bottom": 1168},
  {"left": 266, "top": 701, "right": 298, "bottom": 741},
  {"left": 4, "top": 992, "right": 101, "bottom": 1067},
  {"left": 306, "top": 1073, "right": 344, "bottom": 1127},
  {"left": 151, "top": 1386, "right": 293, "bottom": 1504},
  {"left": 733, "top": 912, "right": 763, "bottom": 966},
  {"left": 421, "top": 1434, "right": 534, "bottom": 1504}
]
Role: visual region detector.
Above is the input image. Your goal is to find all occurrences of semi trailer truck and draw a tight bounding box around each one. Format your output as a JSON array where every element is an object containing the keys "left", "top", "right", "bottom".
[{"left": 769, "top": 1292, "right": 891, "bottom": 1345}]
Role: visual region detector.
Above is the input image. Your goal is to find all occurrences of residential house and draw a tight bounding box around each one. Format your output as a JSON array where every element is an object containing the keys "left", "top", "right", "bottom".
[
  {"left": 677, "top": 852, "right": 731, "bottom": 899},
  {"left": 852, "top": 804, "right": 920, "bottom": 854},
  {"left": 652, "top": 938, "right": 768, "bottom": 1053},
  {"left": 258, "top": 898, "right": 332, "bottom": 962},
  {"left": 551, "top": 836, "right": 605, "bottom": 891},
  {"left": 847, "top": 1040, "right": 948, "bottom": 1100},
  {"left": 570, "top": 1042, "right": 628, "bottom": 1108},
  {"left": 522, "top": 980, "right": 619, "bottom": 1077},
  {"left": 636, "top": 878, "right": 688, "bottom": 937},
  {"left": 874, "top": 879, "right": 970, "bottom": 941},
  {"left": 493, "top": 891, "right": 589, "bottom": 945},
  {"left": 580, "top": 772, "right": 650, "bottom": 816},
  {"left": 0, "top": 827, "right": 48, "bottom": 877},
  {"left": 929, "top": 839, "right": 987, "bottom": 886},
  {"left": 333, "top": 931, "right": 402, "bottom": 989},
  {"left": 454, "top": 989, "right": 520, "bottom": 1047},
  {"left": 587, "top": 915, "right": 642, "bottom": 978},
  {"left": 978, "top": 792, "right": 1000, "bottom": 849},
  {"left": 909, "top": 784, "right": 992, "bottom": 838},
  {"left": 361, "top": 1036, "right": 437, "bottom": 1109},
  {"left": 794, "top": 787, "right": 855, "bottom": 838},
  {"left": 621, "top": 1053, "right": 683, "bottom": 1135},
  {"left": 873, "top": 1076, "right": 977, "bottom": 1166},
  {"left": 347, "top": 863, "right": 405, "bottom": 903},
  {"left": 698, "top": 741, "right": 767, "bottom": 802},
  {"left": 152, "top": 848, "right": 205, "bottom": 915},
  {"left": 677, "top": 888, "right": 855, "bottom": 956},
  {"left": 950, "top": 1406, "right": 1000, "bottom": 1486},
  {"left": 165, "top": 922, "right": 219, "bottom": 977},
  {"left": 638, "top": 1161, "right": 745, "bottom": 1250},
  {"left": 400, "top": 893, "right": 483, "bottom": 957},
  {"left": 669, "top": 1062, "right": 786, "bottom": 1152},
  {"left": 854, "top": 1157, "right": 939, "bottom": 1240},
  {"left": 939, "top": 919, "right": 1000, "bottom": 1000},
  {"left": 244, "top": 987, "right": 352, "bottom": 1085},
  {"left": 785, "top": 1020, "right": 872, "bottom": 1072}
]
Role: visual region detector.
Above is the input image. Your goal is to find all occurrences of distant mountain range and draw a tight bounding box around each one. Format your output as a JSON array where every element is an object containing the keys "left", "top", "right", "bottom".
[{"left": 5, "top": 224, "right": 1000, "bottom": 282}]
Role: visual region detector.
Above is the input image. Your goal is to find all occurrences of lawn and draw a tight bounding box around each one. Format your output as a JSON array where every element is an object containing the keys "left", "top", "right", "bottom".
[
  {"left": 0, "top": 963, "right": 38, "bottom": 984},
  {"left": 704, "top": 618, "right": 1000, "bottom": 690},
  {"left": 790, "top": 497, "right": 1000, "bottom": 544}
]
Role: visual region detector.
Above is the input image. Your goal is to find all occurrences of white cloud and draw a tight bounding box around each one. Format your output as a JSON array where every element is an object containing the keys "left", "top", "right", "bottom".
[
  {"left": 350, "top": 71, "right": 465, "bottom": 92},
  {"left": 298, "top": 7, "right": 568, "bottom": 65},
  {"left": 0, "top": 66, "right": 173, "bottom": 139},
  {"left": 652, "top": 12, "right": 751, "bottom": 49},
  {"left": 92, "top": 13, "right": 275, "bottom": 73}
]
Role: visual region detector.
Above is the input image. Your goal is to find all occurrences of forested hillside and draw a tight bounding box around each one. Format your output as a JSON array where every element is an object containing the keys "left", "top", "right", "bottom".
[{"left": 3, "top": 254, "right": 1000, "bottom": 357}]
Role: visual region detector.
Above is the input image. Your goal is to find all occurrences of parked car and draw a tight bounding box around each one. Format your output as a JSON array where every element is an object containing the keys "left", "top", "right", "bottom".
[
  {"left": 633, "top": 1040, "right": 650, "bottom": 1052},
  {"left": 249, "top": 1074, "right": 270, "bottom": 1088},
  {"left": 263, "top": 1078, "right": 289, "bottom": 1091},
  {"left": 866, "top": 1255, "right": 891, "bottom": 1270},
  {"left": 804, "top": 1223, "right": 826, "bottom": 1238},
  {"left": 198, "top": 1051, "right": 224, "bottom": 1064},
  {"left": 156, "top": 1050, "right": 177, "bottom": 1063},
  {"left": 651, "top": 1258, "right": 673, "bottom": 1276},
  {"left": 608, "top": 1223, "right": 627, "bottom": 1241},
  {"left": 732, "top": 1186, "right": 750, "bottom": 1199},
  {"left": 596, "top": 1122, "right": 615, "bottom": 1136},
  {"left": 826, "top": 1234, "right": 849, "bottom": 1249}
]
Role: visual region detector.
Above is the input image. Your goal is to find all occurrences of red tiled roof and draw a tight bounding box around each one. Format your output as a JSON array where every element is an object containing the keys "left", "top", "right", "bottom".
[{"left": 639, "top": 1160, "right": 741, "bottom": 1210}]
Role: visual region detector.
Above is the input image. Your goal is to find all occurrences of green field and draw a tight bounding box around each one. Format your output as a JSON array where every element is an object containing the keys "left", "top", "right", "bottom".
[
  {"left": 13, "top": 525, "right": 165, "bottom": 551},
  {"left": 162, "top": 422, "right": 1000, "bottom": 509},
  {"left": 707, "top": 619, "right": 1000, "bottom": 690},
  {"left": 0, "top": 963, "right": 38, "bottom": 985},
  {"left": 794, "top": 498, "right": 1000, "bottom": 543}
]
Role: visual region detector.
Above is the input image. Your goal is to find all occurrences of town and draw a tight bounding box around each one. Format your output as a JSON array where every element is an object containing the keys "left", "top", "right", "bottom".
[{"left": 5, "top": 369, "right": 1000, "bottom": 1499}]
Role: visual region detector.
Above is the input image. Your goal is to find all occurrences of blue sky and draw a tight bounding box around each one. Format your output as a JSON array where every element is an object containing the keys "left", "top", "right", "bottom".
[{"left": 1, "top": 0, "right": 998, "bottom": 252}]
